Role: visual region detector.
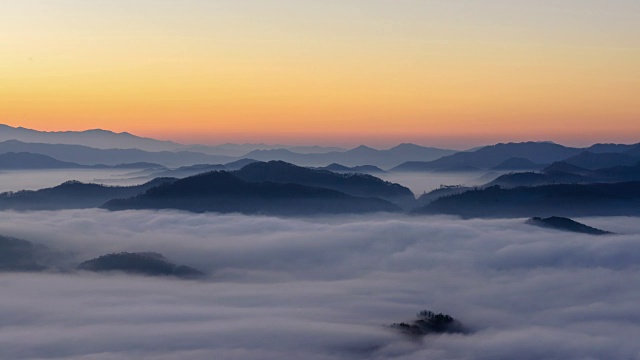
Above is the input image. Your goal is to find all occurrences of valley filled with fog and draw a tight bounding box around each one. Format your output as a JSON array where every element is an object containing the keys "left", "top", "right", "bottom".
[
  {"left": 0, "top": 168, "right": 492, "bottom": 196},
  {"left": 1, "top": 209, "right": 639, "bottom": 359},
  {"left": 0, "top": 126, "right": 639, "bottom": 359},
  {"left": 0, "top": 169, "right": 148, "bottom": 193}
]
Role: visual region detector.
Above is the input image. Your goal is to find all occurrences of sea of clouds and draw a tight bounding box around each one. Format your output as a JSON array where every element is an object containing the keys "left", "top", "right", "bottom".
[{"left": 1, "top": 210, "right": 639, "bottom": 359}]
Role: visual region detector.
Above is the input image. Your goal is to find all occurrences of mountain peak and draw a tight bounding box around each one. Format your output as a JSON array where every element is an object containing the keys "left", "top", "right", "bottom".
[{"left": 351, "top": 145, "right": 376, "bottom": 151}]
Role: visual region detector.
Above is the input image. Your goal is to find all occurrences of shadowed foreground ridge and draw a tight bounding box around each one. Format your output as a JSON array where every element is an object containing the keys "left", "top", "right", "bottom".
[
  {"left": 526, "top": 216, "right": 613, "bottom": 235},
  {"left": 78, "top": 252, "right": 204, "bottom": 279},
  {"left": 391, "top": 310, "right": 466, "bottom": 337},
  {"left": 102, "top": 170, "right": 401, "bottom": 215}
]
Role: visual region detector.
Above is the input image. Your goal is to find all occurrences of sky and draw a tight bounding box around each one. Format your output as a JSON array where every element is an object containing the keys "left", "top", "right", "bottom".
[{"left": 1, "top": 0, "right": 639, "bottom": 148}]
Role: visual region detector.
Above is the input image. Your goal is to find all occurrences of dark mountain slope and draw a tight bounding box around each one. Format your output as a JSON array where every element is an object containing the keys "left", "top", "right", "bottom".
[
  {"left": 223, "top": 158, "right": 259, "bottom": 170},
  {"left": 0, "top": 235, "right": 54, "bottom": 272},
  {"left": 0, "top": 178, "right": 176, "bottom": 210},
  {"left": 78, "top": 252, "right": 204, "bottom": 279},
  {"left": 147, "top": 164, "right": 227, "bottom": 179},
  {"left": 624, "top": 144, "right": 640, "bottom": 157},
  {"left": 0, "top": 152, "right": 164, "bottom": 170},
  {"left": 563, "top": 151, "right": 639, "bottom": 170},
  {"left": 103, "top": 171, "right": 400, "bottom": 215},
  {"left": 586, "top": 143, "right": 639, "bottom": 154},
  {"left": 526, "top": 217, "right": 613, "bottom": 235},
  {"left": 488, "top": 161, "right": 640, "bottom": 188},
  {"left": 490, "top": 157, "right": 545, "bottom": 170},
  {"left": 318, "top": 163, "right": 386, "bottom": 174},
  {"left": 414, "top": 182, "right": 640, "bottom": 218},
  {"left": 416, "top": 185, "right": 473, "bottom": 206},
  {"left": 0, "top": 152, "right": 85, "bottom": 169},
  {"left": 234, "top": 161, "right": 415, "bottom": 208}
]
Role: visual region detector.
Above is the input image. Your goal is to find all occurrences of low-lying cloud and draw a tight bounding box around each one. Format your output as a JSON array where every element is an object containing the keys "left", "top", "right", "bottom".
[{"left": 0, "top": 210, "right": 639, "bottom": 359}]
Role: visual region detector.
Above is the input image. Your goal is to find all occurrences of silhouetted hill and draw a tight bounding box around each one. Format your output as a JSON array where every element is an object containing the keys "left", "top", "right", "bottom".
[
  {"left": 487, "top": 161, "right": 640, "bottom": 188},
  {"left": 102, "top": 171, "right": 401, "bottom": 215},
  {"left": 414, "top": 182, "right": 640, "bottom": 218},
  {"left": 0, "top": 140, "right": 234, "bottom": 167},
  {"left": 234, "top": 161, "right": 414, "bottom": 208},
  {"left": 432, "top": 165, "right": 482, "bottom": 172},
  {"left": 543, "top": 161, "right": 593, "bottom": 176},
  {"left": 585, "top": 143, "right": 639, "bottom": 154},
  {"left": 563, "top": 151, "right": 639, "bottom": 170},
  {"left": 0, "top": 152, "right": 164, "bottom": 170},
  {"left": 392, "top": 142, "right": 581, "bottom": 172},
  {"left": 391, "top": 310, "right": 466, "bottom": 337},
  {"left": 0, "top": 235, "right": 54, "bottom": 272},
  {"left": 242, "top": 144, "right": 456, "bottom": 168},
  {"left": 490, "top": 157, "right": 545, "bottom": 170},
  {"left": 148, "top": 164, "right": 227, "bottom": 179},
  {"left": 487, "top": 170, "right": 587, "bottom": 188},
  {"left": 624, "top": 144, "right": 640, "bottom": 157},
  {"left": 0, "top": 152, "right": 85, "bottom": 169},
  {"left": 223, "top": 158, "right": 259, "bottom": 170},
  {"left": 78, "top": 252, "right": 204, "bottom": 279},
  {"left": 526, "top": 217, "right": 613, "bottom": 235},
  {"left": 0, "top": 178, "right": 176, "bottom": 210},
  {"left": 109, "top": 162, "right": 166, "bottom": 169},
  {"left": 593, "top": 162, "right": 640, "bottom": 181},
  {"left": 317, "top": 163, "right": 386, "bottom": 174},
  {"left": 416, "top": 185, "right": 473, "bottom": 206},
  {"left": 321, "top": 163, "right": 351, "bottom": 172},
  {"left": 0, "top": 123, "right": 349, "bottom": 156},
  {"left": 0, "top": 124, "right": 185, "bottom": 151}
]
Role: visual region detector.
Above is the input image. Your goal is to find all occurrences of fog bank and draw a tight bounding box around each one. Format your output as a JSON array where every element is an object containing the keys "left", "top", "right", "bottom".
[{"left": 0, "top": 210, "right": 638, "bottom": 359}]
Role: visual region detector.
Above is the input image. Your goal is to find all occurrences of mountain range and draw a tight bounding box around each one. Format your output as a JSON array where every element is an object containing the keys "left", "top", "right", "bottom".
[
  {"left": 0, "top": 152, "right": 166, "bottom": 170},
  {"left": 0, "top": 124, "right": 344, "bottom": 156},
  {"left": 102, "top": 171, "right": 401, "bottom": 215},
  {"left": 233, "top": 161, "right": 415, "bottom": 209},
  {"left": 414, "top": 181, "right": 640, "bottom": 218},
  {"left": 391, "top": 142, "right": 640, "bottom": 172},
  {"left": 488, "top": 160, "right": 640, "bottom": 188},
  {"left": 0, "top": 178, "right": 176, "bottom": 210},
  {"left": 0, "top": 137, "right": 456, "bottom": 169},
  {"left": 242, "top": 144, "right": 457, "bottom": 168}
]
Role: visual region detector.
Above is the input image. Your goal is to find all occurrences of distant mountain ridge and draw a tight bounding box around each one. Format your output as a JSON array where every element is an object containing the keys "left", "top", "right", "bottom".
[
  {"left": 392, "top": 141, "right": 640, "bottom": 172},
  {"left": 0, "top": 140, "right": 234, "bottom": 167},
  {"left": 1, "top": 124, "right": 639, "bottom": 171},
  {"left": 0, "top": 124, "right": 343, "bottom": 156},
  {"left": 243, "top": 143, "right": 457, "bottom": 168},
  {"left": 0, "top": 124, "right": 183, "bottom": 152},
  {"left": 392, "top": 142, "right": 581, "bottom": 172}
]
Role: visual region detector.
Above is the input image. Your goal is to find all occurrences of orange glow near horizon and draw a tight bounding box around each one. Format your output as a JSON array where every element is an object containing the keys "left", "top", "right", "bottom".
[{"left": 1, "top": 1, "right": 639, "bottom": 148}]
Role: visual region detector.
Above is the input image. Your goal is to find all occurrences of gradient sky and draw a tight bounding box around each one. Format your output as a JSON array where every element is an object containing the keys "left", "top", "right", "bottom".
[{"left": 1, "top": 0, "right": 639, "bottom": 148}]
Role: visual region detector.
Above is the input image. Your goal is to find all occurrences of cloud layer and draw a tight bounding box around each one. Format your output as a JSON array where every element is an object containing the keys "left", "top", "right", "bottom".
[{"left": 0, "top": 210, "right": 639, "bottom": 359}]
